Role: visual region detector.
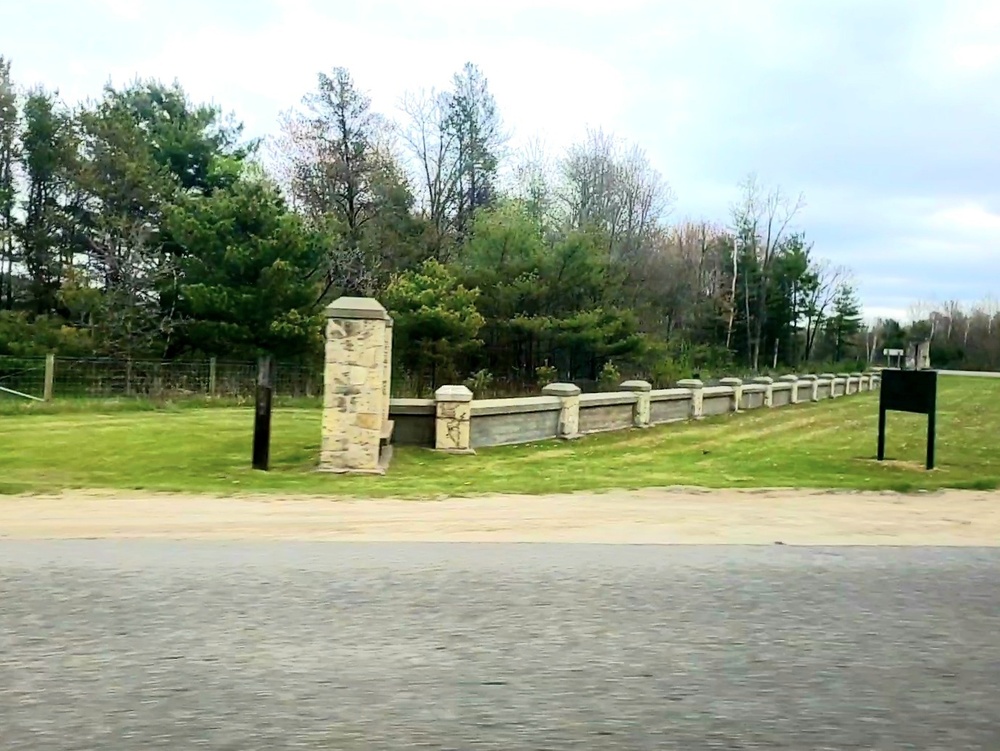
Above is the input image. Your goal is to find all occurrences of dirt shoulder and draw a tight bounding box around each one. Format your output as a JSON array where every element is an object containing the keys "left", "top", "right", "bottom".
[{"left": 1, "top": 488, "right": 999, "bottom": 545}]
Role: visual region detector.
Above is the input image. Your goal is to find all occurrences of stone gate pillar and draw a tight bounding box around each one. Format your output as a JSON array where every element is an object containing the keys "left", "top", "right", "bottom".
[{"left": 319, "top": 297, "right": 392, "bottom": 474}]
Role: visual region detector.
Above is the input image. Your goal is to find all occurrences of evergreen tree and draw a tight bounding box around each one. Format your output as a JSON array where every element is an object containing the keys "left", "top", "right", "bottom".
[
  {"left": 826, "top": 283, "right": 863, "bottom": 361},
  {"left": 0, "top": 56, "right": 18, "bottom": 309}
]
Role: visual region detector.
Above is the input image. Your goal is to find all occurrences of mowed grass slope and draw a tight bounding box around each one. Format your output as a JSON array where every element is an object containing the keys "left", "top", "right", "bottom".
[{"left": 0, "top": 376, "right": 997, "bottom": 496}]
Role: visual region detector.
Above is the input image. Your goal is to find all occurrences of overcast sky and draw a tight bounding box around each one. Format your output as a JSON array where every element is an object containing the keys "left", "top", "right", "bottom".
[{"left": 4, "top": 0, "right": 999, "bottom": 321}]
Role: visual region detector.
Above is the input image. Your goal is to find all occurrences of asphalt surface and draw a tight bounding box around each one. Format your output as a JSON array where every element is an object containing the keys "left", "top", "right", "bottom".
[{"left": 1, "top": 542, "right": 999, "bottom": 750}]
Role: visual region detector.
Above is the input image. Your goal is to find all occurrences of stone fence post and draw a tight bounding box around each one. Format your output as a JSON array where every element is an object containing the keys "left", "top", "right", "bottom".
[
  {"left": 542, "top": 383, "right": 582, "bottom": 439},
  {"left": 677, "top": 379, "right": 704, "bottom": 419},
  {"left": 820, "top": 373, "right": 837, "bottom": 398},
  {"left": 383, "top": 319, "right": 393, "bottom": 425},
  {"left": 435, "top": 385, "right": 475, "bottom": 454},
  {"left": 719, "top": 377, "right": 743, "bottom": 412},
  {"left": 779, "top": 374, "right": 800, "bottom": 404},
  {"left": 752, "top": 376, "right": 774, "bottom": 407},
  {"left": 800, "top": 374, "right": 819, "bottom": 402},
  {"left": 620, "top": 380, "right": 652, "bottom": 427},
  {"left": 320, "top": 297, "right": 391, "bottom": 474}
]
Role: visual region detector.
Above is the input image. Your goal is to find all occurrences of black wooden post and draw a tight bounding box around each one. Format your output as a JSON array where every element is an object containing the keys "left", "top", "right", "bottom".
[
  {"left": 877, "top": 405, "right": 887, "bottom": 461},
  {"left": 252, "top": 356, "right": 274, "bottom": 471},
  {"left": 926, "top": 408, "right": 936, "bottom": 470}
]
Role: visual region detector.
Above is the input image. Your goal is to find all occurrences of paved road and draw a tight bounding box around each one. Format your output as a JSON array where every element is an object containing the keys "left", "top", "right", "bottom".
[{"left": 1, "top": 542, "right": 999, "bottom": 750}]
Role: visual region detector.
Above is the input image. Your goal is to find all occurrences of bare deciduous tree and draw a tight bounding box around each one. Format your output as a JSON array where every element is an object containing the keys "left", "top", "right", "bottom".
[
  {"left": 730, "top": 173, "right": 805, "bottom": 369},
  {"left": 398, "top": 87, "right": 460, "bottom": 256}
]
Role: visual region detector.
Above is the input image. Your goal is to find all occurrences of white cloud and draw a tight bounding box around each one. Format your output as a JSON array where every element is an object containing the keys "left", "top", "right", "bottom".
[{"left": 927, "top": 203, "right": 1000, "bottom": 235}]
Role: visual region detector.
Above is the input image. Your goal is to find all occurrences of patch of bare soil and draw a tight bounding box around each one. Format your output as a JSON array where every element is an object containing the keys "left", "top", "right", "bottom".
[{"left": 1, "top": 488, "right": 999, "bottom": 545}]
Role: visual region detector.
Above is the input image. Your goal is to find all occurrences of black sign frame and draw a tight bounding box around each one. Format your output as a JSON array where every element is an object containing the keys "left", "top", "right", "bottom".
[{"left": 877, "top": 369, "right": 938, "bottom": 470}]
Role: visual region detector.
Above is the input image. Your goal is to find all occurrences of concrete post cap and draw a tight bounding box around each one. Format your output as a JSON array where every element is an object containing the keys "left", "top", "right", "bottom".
[
  {"left": 819, "top": 373, "right": 837, "bottom": 379},
  {"left": 325, "top": 296, "right": 390, "bottom": 321},
  {"left": 719, "top": 377, "right": 743, "bottom": 386},
  {"left": 799, "top": 374, "right": 819, "bottom": 381},
  {"left": 676, "top": 379, "right": 704, "bottom": 389},
  {"left": 620, "top": 380, "right": 652, "bottom": 392},
  {"left": 778, "top": 374, "right": 799, "bottom": 382},
  {"left": 434, "top": 384, "right": 473, "bottom": 403},
  {"left": 542, "top": 382, "right": 582, "bottom": 397},
  {"left": 752, "top": 376, "right": 774, "bottom": 384}
]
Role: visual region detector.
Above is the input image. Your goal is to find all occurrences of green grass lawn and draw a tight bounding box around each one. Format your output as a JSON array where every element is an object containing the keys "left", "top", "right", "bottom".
[{"left": 1, "top": 376, "right": 997, "bottom": 497}]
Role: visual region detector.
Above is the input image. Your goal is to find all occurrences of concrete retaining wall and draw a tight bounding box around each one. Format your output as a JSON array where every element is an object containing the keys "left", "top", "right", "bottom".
[
  {"left": 650, "top": 389, "right": 691, "bottom": 424},
  {"left": 470, "top": 397, "right": 561, "bottom": 448},
  {"left": 578, "top": 392, "right": 637, "bottom": 435},
  {"left": 391, "top": 372, "right": 881, "bottom": 450}
]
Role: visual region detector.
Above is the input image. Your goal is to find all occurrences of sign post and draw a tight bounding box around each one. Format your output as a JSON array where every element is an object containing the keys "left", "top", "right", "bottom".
[
  {"left": 253, "top": 356, "right": 275, "bottom": 471},
  {"left": 882, "top": 348, "right": 904, "bottom": 368},
  {"left": 877, "top": 369, "right": 938, "bottom": 470}
]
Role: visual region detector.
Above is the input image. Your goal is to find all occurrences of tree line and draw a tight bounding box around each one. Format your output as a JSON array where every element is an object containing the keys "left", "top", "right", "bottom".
[{"left": 1, "top": 55, "right": 984, "bottom": 395}]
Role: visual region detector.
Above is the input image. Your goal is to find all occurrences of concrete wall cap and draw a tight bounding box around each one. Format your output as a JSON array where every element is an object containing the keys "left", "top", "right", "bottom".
[
  {"left": 325, "top": 296, "right": 390, "bottom": 320},
  {"left": 752, "top": 376, "right": 774, "bottom": 384},
  {"left": 719, "top": 377, "right": 743, "bottom": 386},
  {"left": 472, "top": 396, "right": 561, "bottom": 416},
  {"left": 703, "top": 385, "right": 735, "bottom": 395},
  {"left": 620, "top": 380, "right": 652, "bottom": 392},
  {"left": 579, "top": 391, "right": 637, "bottom": 406},
  {"left": 435, "top": 384, "right": 473, "bottom": 402},
  {"left": 800, "top": 374, "right": 819, "bottom": 381},
  {"left": 778, "top": 374, "right": 799, "bottom": 382},
  {"left": 676, "top": 378, "right": 704, "bottom": 389},
  {"left": 542, "top": 382, "right": 582, "bottom": 397},
  {"left": 650, "top": 388, "right": 693, "bottom": 401},
  {"left": 819, "top": 373, "right": 837, "bottom": 379}
]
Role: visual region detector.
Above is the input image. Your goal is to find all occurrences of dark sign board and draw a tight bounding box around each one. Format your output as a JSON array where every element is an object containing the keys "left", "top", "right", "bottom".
[
  {"left": 880, "top": 369, "right": 937, "bottom": 414},
  {"left": 877, "top": 369, "right": 938, "bottom": 470}
]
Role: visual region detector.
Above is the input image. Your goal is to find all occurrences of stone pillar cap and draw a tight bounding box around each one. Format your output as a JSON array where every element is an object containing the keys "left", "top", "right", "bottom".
[
  {"left": 325, "top": 296, "right": 390, "bottom": 321},
  {"left": 752, "top": 376, "right": 774, "bottom": 383},
  {"left": 677, "top": 378, "right": 704, "bottom": 389},
  {"left": 719, "top": 377, "right": 743, "bottom": 385},
  {"left": 542, "top": 382, "right": 582, "bottom": 397},
  {"left": 819, "top": 373, "right": 837, "bottom": 379},
  {"left": 435, "top": 384, "right": 474, "bottom": 403},
  {"left": 620, "top": 380, "right": 652, "bottom": 392},
  {"left": 778, "top": 374, "right": 799, "bottom": 382},
  {"left": 799, "top": 374, "right": 819, "bottom": 381}
]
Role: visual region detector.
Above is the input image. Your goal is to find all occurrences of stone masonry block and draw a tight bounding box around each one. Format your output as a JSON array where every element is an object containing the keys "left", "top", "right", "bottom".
[
  {"left": 677, "top": 379, "right": 704, "bottom": 419},
  {"left": 719, "top": 377, "right": 743, "bottom": 412},
  {"left": 435, "top": 385, "right": 475, "bottom": 453},
  {"left": 779, "top": 374, "right": 800, "bottom": 404},
  {"left": 542, "top": 383, "right": 582, "bottom": 439},
  {"left": 620, "top": 380, "right": 652, "bottom": 427}
]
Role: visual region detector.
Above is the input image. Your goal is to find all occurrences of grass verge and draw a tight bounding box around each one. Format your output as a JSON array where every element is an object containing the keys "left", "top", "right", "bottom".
[{"left": 0, "top": 377, "right": 997, "bottom": 497}]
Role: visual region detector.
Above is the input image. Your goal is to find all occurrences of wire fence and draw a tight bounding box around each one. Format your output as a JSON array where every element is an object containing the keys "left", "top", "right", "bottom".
[{"left": 0, "top": 356, "right": 323, "bottom": 401}]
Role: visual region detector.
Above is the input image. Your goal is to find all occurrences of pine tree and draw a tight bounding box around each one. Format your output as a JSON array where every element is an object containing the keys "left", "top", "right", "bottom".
[
  {"left": 827, "top": 282, "right": 863, "bottom": 361},
  {"left": 0, "top": 56, "right": 18, "bottom": 309}
]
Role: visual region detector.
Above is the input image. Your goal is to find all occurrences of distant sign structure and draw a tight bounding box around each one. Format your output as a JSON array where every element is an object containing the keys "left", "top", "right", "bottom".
[{"left": 877, "top": 369, "right": 938, "bottom": 470}]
